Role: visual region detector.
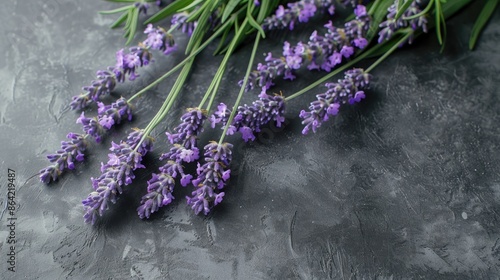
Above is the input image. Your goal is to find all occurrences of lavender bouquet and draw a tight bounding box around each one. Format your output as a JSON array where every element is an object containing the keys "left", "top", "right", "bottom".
[{"left": 39, "top": 0, "right": 497, "bottom": 224}]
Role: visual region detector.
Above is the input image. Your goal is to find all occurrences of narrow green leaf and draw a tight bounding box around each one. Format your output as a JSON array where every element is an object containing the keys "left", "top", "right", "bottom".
[
  {"left": 435, "top": 0, "right": 443, "bottom": 45},
  {"left": 179, "top": 0, "right": 205, "bottom": 13},
  {"left": 469, "top": 0, "right": 499, "bottom": 50},
  {"left": 366, "top": 0, "right": 395, "bottom": 43},
  {"left": 214, "top": 24, "right": 232, "bottom": 55},
  {"left": 439, "top": 13, "right": 447, "bottom": 52},
  {"left": 395, "top": 0, "right": 414, "bottom": 20},
  {"left": 222, "top": 0, "right": 242, "bottom": 23},
  {"left": 99, "top": 5, "right": 132, "bottom": 15},
  {"left": 125, "top": 8, "right": 139, "bottom": 45},
  {"left": 110, "top": 12, "right": 128, "bottom": 29},
  {"left": 144, "top": 0, "right": 196, "bottom": 24},
  {"left": 185, "top": 1, "right": 212, "bottom": 54}
]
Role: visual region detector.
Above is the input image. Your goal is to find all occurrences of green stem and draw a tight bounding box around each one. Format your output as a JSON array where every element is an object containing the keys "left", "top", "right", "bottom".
[
  {"left": 218, "top": 32, "right": 262, "bottom": 145},
  {"left": 198, "top": 18, "right": 251, "bottom": 109},
  {"left": 127, "top": 17, "right": 235, "bottom": 103},
  {"left": 134, "top": 39, "right": 201, "bottom": 152},
  {"left": 366, "top": 30, "right": 413, "bottom": 73},
  {"left": 403, "top": 0, "right": 435, "bottom": 20}
]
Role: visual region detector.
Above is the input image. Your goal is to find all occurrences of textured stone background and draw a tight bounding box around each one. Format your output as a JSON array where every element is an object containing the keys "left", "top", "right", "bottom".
[{"left": 0, "top": 1, "right": 499, "bottom": 279}]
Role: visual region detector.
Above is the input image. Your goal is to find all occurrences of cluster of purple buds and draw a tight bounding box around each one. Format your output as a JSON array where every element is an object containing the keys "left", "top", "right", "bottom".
[
  {"left": 144, "top": 24, "right": 177, "bottom": 55},
  {"left": 70, "top": 25, "right": 176, "bottom": 110},
  {"left": 77, "top": 97, "right": 134, "bottom": 143},
  {"left": 378, "top": 0, "right": 428, "bottom": 44},
  {"left": 186, "top": 141, "right": 233, "bottom": 215},
  {"left": 245, "top": 5, "right": 370, "bottom": 93},
  {"left": 137, "top": 108, "right": 207, "bottom": 219},
  {"left": 39, "top": 133, "right": 87, "bottom": 183},
  {"left": 300, "top": 68, "right": 371, "bottom": 134},
  {"left": 171, "top": 12, "right": 197, "bottom": 37},
  {"left": 262, "top": 0, "right": 335, "bottom": 31},
  {"left": 82, "top": 129, "right": 154, "bottom": 224},
  {"left": 210, "top": 93, "right": 286, "bottom": 142}
]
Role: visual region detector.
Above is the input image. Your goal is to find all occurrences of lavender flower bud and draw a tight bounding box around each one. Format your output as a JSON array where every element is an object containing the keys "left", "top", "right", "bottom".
[
  {"left": 165, "top": 108, "right": 207, "bottom": 147},
  {"left": 171, "top": 12, "right": 197, "bottom": 37},
  {"left": 210, "top": 93, "right": 286, "bottom": 142},
  {"left": 300, "top": 68, "right": 371, "bottom": 134},
  {"left": 263, "top": 0, "right": 335, "bottom": 31},
  {"left": 378, "top": 0, "right": 428, "bottom": 44},
  {"left": 186, "top": 141, "right": 233, "bottom": 215},
  {"left": 137, "top": 108, "right": 206, "bottom": 219},
  {"left": 144, "top": 24, "right": 177, "bottom": 55},
  {"left": 246, "top": 6, "right": 371, "bottom": 93},
  {"left": 39, "top": 133, "right": 87, "bottom": 183},
  {"left": 82, "top": 129, "right": 154, "bottom": 224}
]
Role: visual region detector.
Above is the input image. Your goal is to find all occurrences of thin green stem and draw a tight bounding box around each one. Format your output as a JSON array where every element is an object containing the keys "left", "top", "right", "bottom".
[
  {"left": 134, "top": 39, "right": 201, "bottom": 152},
  {"left": 403, "top": 0, "right": 435, "bottom": 20},
  {"left": 198, "top": 18, "right": 252, "bottom": 109},
  {"left": 365, "top": 31, "right": 412, "bottom": 73},
  {"left": 218, "top": 33, "right": 262, "bottom": 145},
  {"left": 205, "top": 76, "right": 222, "bottom": 112},
  {"left": 127, "top": 17, "right": 235, "bottom": 103}
]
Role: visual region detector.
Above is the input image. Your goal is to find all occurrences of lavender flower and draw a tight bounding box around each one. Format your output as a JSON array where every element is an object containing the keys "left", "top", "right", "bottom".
[
  {"left": 144, "top": 24, "right": 177, "bottom": 54},
  {"left": 137, "top": 108, "right": 207, "bottom": 219},
  {"left": 299, "top": 68, "right": 371, "bottom": 134},
  {"left": 186, "top": 141, "right": 233, "bottom": 215},
  {"left": 82, "top": 129, "right": 154, "bottom": 224},
  {"left": 210, "top": 93, "right": 286, "bottom": 142},
  {"left": 378, "top": 0, "right": 428, "bottom": 44},
  {"left": 171, "top": 12, "right": 197, "bottom": 37},
  {"left": 39, "top": 133, "right": 87, "bottom": 183},
  {"left": 263, "top": 0, "right": 335, "bottom": 31},
  {"left": 70, "top": 25, "right": 176, "bottom": 110},
  {"left": 76, "top": 97, "right": 134, "bottom": 143},
  {"left": 245, "top": 6, "right": 370, "bottom": 93}
]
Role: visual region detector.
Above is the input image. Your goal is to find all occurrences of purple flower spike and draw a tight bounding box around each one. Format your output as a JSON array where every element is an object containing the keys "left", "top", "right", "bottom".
[
  {"left": 70, "top": 70, "right": 117, "bottom": 110},
  {"left": 300, "top": 68, "right": 372, "bottom": 134},
  {"left": 171, "top": 12, "right": 197, "bottom": 37},
  {"left": 82, "top": 129, "right": 154, "bottom": 224},
  {"left": 378, "top": 0, "right": 428, "bottom": 44},
  {"left": 137, "top": 108, "right": 206, "bottom": 219},
  {"left": 77, "top": 113, "right": 106, "bottom": 143},
  {"left": 144, "top": 24, "right": 177, "bottom": 55},
  {"left": 187, "top": 141, "right": 233, "bottom": 215},
  {"left": 263, "top": 0, "right": 335, "bottom": 31},
  {"left": 245, "top": 7, "right": 371, "bottom": 93},
  {"left": 40, "top": 133, "right": 87, "bottom": 183},
  {"left": 166, "top": 108, "right": 207, "bottom": 147},
  {"left": 210, "top": 93, "right": 286, "bottom": 142}
]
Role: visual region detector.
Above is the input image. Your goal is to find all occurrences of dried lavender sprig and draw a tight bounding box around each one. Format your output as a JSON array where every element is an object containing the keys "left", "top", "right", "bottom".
[
  {"left": 299, "top": 68, "right": 371, "bottom": 134},
  {"left": 186, "top": 141, "right": 232, "bottom": 215},
  {"left": 39, "top": 133, "right": 88, "bottom": 183},
  {"left": 378, "top": 0, "right": 428, "bottom": 44},
  {"left": 137, "top": 108, "right": 206, "bottom": 219},
  {"left": 82, "top": 129, "right": 154, "bottom": 224},
  {"left": 70, "top": 25, "right": 177, "bottom": 110},
  {"left": 262, "top": 0, "right": 335, "bottom": 31},
  {"left": 210, "top": 93, "right": 286, "bottom": 142},
  {"left": 244, "top": 5, "right": 370, "bottom": 93}
]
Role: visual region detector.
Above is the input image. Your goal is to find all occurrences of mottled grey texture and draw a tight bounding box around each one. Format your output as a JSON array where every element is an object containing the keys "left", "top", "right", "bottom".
[{"left": 1, "top": 1, "right": 500, "bottom": 279}]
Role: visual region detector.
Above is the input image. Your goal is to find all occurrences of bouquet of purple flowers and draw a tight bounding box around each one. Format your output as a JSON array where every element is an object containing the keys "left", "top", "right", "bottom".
[{"left": 39, "top": 0, "right": 496, "bottom": 224}]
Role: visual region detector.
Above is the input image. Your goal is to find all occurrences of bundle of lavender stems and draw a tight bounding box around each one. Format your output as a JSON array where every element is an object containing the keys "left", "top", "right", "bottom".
[{"left": 38, "top": 0, "right": 483, "bottom": 224}]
